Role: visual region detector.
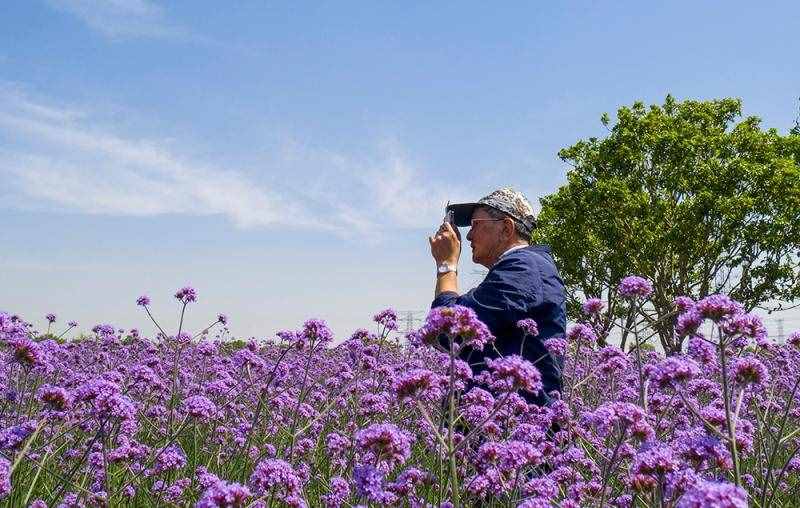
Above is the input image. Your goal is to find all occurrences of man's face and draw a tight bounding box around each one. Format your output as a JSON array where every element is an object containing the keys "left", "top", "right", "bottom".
[{"left": 465, "top": 207, "right": 505, "bottom": 267}]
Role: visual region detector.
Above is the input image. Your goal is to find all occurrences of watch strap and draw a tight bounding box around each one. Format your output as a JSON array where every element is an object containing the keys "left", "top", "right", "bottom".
[{"left": 437, "top": 262, "right": 458, "bottom": 274}]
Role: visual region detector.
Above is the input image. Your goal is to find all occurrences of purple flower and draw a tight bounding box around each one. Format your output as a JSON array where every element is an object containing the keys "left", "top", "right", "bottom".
[
  {"left": 0, "top": 457, "right": 10, "bottom": 499},
  {"left": 677, "top": 480, "right": 747, "bottom": 508},
  {"left": 543, "top": 337, "right": 567, "bottom": 358},
  {"left": 418, "top": 305, "right": 495, "bottom": 351},
  {"left": 276, "top": 329, "right": 305, "bottom": 350},
  {"left": 665, "top": 468, "right": 703, "bottom": 500},
  {"left": 196, "top": 481, "right": 252, "bottom": 508},
  {"left": 582, "top": 298, "right": 606, "bottom": 315},
  {"left": 582, "top": 402, "right": 654, "bottom": 442},
  {"left": 353, "top": 464, "right": 396, "bottom": 504},
  {"left": 217, "top": 314, "right": 228, "bottom": 325},
  {"left": 249, "top": 459, "right": 302, "bottom": 500},
  {"left": 0, "top": 420, "right": 37, "bottom": 450},
  {"left": 789, "top": 330, "right": 800, "bottom": 348},
  {"left": 159, "top": 478, "right": 190, "bottom": 504},
  {"left": 91, "top": 323, "right": 116, "bottom": 337},
  {"left": 175, "top": 331, "right": 193, "bottom": 344},
  {"left": 9, "top": 338, "right": 46, "bottom": 367},
  {"left": 394, "top": 369, "right": 445, "bottom": 402},
  {"left": 787, "top": 457, "right": 800, "bottom": 474},
  {"left": 175, "top": 286, "right": 198, "bottom": 304},
  {"left": 518, "top": 499, "right": 552, "bottom": 508},
  {"left": 386, "top": 467, "right": 429, "bottom": 496},
  {"left": 462, "top": 387, "right": 495, "bottom": 423},
  {"left": 684, "top": 335, "right": 711, "bottom": 359},
  {"left": 183, "top": 395, "right": 217, "bottom": 420},
  {"left": 649, "top": 357, "right": 701, "bottom": 389},
  {"left": 694, "top": 295, "right": 743, "bottom": 322},
  {"left": 722, "top": 313, "right": 767, "bottom": 343},
  {"left": 485, "top": 355, "right": 542, "bottom": 394},
  {"left": 732, "top": 357, "right": 769, "bottom": 387},
  {"left": 373, "top": 308, "right": 398, "bottom": 331},
  {"left": 476, "top": 440, "right": 543, "bottom": 472},
  {"left": 60, "top": 493, "right": 80, "bottom": 507},
  {"left": 326, "top": 433, "right": 350, "bottom": 456},
  {"left": 67, "top": 320, "right": 78, "bottom": 327},
  {"left": 673, "top": 296, "right": 695, "bottom": 312},
  {"left": 676, "top": 435, "right": 731, "bottom": 470},
  {"left": 517, "top": 319, "right": 539, "bottom": 337},
  {"left": 74, "top": 378, "right": 136, "bottom": 420},
  {"left": 597, "top": 346, "right": 630, "bottom": 374},
  {"left": 195, "top": 466, "right": 222, "bottom": 489},
  {"left": 522, "top": 476, "right": 559, "bottom": 500},
  {"left": 676, "top": 309, "right": 703, "bottom": 337},
  {"left": 136, "top": 295, "right": 151, "bottom": 306},
  {"left": 321, "top": 477, "right": 350, "bottom": 508},
  {"left": 45, "top": 313, "right": 56, "bottom": 324},
  {"left": 155, "top": 444, "right": 187, "bottom": 473},
  {"left": 108, "top": 437, "right": 148, "bottom": 463},
  {"left": 302, "top": 318, "right": 334, "bottom": 345},
  {"left": 355, "top": 423, "right": 412, "bottom": 467},
  {"left": 629, "top": 443, "right": 681, "bottom": 492},
  {"left": 618, "top": 276, "right": 653, "bottom": 299},
  {"left": 37, "top": 385, "right": 71, "bottom": 411},
  {"left": 566, "top": 323, "right": 597, "bottom": 344}
]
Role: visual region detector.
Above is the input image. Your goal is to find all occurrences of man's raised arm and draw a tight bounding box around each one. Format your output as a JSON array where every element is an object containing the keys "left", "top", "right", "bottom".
[{"left": 428, "top": 222, "right": 460, "bottom": 298}]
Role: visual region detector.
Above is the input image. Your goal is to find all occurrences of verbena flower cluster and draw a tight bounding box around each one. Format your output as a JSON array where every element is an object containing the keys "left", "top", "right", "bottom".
[{"left": 0, "top": 282, "right": 798, "bottom": 506}]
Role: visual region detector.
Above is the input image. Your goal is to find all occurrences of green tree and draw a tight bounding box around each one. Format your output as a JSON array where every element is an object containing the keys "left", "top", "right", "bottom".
[{"left": 532, "top": 95, "right": 800, "bottom": 354}]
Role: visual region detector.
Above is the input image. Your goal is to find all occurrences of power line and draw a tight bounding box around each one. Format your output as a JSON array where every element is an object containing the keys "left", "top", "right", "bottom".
[{"left": 397, "top": 310, "right": 425, "bottom": 334}]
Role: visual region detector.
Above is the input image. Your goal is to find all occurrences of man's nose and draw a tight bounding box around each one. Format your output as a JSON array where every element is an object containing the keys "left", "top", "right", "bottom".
[{"left": 466, "top": 229, "right": 473, "bottom": 242}]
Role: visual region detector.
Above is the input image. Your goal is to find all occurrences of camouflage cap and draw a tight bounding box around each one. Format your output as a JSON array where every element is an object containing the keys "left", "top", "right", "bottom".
[{"left": 446, "top": 187, "right": 537, "bottom": 236}]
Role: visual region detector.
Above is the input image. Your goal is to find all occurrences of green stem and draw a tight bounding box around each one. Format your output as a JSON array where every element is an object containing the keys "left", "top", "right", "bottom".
[
  {"left": 717, "top": 330, "right": 741, "bottom": 487},
  {"left": 447, "top": 345, "right": 460, "bottom": 506}
]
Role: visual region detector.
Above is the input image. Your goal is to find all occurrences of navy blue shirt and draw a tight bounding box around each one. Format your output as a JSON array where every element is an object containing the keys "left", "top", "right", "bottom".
[{"left": 431, "top": 245, "right": 566, "bottom": 406}]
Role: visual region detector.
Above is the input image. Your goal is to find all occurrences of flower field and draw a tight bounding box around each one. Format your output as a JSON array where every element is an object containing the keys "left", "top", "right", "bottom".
[{"left": 1, "top": 281, "right": 799, "bottom": 507}]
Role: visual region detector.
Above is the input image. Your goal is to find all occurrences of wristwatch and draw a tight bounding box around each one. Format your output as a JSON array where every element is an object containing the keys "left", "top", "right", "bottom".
[{"left": 437, "top": 262, "right": 458, "bottom": 275}]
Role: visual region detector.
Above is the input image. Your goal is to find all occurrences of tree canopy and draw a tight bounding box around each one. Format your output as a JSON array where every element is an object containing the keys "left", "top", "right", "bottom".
[{"left": 532, "top": 95, "right": 800, "bottom": 353}]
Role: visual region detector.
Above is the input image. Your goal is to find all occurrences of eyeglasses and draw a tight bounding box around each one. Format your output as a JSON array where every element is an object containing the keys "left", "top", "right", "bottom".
[{"left": 469, "top": 218, "right": 505, "bottom": 229}]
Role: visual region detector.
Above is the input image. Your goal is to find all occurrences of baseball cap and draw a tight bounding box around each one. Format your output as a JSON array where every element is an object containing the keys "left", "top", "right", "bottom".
[{"left": 446, "top": 187, "right": 537, "bottom": 236}]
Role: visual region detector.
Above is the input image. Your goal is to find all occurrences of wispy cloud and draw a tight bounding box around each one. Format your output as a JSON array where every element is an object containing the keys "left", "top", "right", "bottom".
[
  {"left": 0, "top": 86, "right": 461, "bottom": 237},
  {"left": 46, "top": 0, "right": 193, "bottom": 40},
  {"left": 0, "top": 88, "right": 324, "bottom": 231},
  {"left": 365, "top": 141, "right": 457, "bottom": 228}
]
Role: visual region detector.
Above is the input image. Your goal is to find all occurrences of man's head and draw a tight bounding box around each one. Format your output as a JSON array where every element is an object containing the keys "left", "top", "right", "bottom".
[
  {"left": 465, "top": 205, "right": 528, "bottom": 267},
  {"left": 447, "top": 188, "right": 536, "bottom": 268}
]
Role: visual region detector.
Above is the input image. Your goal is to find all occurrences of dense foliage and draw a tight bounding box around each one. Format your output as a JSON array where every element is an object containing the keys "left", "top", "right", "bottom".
[
  {"left": 532, "top": 96, "right": 800, "bottom": 354},
  {"left": 1, "top": 283, "right": 799, "bottom": 507}
]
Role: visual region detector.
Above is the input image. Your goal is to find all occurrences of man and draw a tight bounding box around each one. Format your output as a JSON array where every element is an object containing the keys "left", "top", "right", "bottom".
[{"left": 428, "top": 187, "right": 566, "bottom": 406}]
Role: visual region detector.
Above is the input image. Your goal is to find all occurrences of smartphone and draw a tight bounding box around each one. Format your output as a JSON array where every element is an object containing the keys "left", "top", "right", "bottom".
[{"left": 443, "top": 201, "right": 461, "bottom": 240}]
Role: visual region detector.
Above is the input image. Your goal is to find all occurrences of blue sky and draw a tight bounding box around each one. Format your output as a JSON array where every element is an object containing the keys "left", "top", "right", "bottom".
[{"left": 2, "top": 1, "right": 799, "bottom": 340}]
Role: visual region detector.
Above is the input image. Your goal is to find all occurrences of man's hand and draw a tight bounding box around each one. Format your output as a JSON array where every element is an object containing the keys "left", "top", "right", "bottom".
[{"left": 429, "top": 222, "right": 461, "bottom": 266}]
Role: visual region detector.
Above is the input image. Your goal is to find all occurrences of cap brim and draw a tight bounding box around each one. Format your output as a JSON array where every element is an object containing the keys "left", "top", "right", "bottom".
[{"left": 446, "top": 202, "right": 480, "bottom": 228}]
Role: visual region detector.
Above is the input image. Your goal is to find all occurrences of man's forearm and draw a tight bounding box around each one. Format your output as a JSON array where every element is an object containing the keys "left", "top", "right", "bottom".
[{"left": 434, "top": 271, "right": 459, "bottom": 298}]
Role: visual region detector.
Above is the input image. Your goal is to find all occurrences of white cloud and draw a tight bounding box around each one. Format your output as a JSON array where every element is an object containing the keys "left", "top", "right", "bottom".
[
  {"left": 365, "top": 146, "right": 455, "bottom": 228},
  {"left": 0, "top": 89, "right": 322, "bottom": 230},
  {"left": 0, "top": 86, "right": 463, "bottom": 237},
  {"left": 46, "top": 0, "right": 192, "bottom": 40}
]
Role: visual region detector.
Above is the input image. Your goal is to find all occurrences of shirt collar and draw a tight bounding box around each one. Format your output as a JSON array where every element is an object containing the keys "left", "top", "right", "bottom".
[{"left": 499, "top": 244, "right": 527, "bottom": 259}]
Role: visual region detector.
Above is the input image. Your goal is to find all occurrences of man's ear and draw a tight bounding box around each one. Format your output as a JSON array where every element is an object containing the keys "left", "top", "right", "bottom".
[{"left": 503, "top": 218, "right": 515, "bottom": 240}]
